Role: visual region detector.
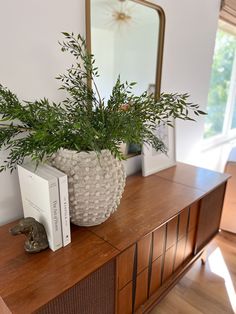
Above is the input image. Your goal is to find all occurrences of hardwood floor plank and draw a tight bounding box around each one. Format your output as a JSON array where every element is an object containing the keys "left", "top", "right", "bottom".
[{"left": 150, "top": 232, "right": 236, "bottom": 314}]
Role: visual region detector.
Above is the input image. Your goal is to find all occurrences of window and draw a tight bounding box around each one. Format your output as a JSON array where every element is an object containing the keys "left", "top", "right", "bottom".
[{"left": 204, "top": 21, "right": 236, "bottom": 144}]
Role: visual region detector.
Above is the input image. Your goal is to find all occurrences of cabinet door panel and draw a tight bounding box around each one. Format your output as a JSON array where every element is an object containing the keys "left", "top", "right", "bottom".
[
  {"left": 117, "top": 245, "right": 135, "bottom": 290},
  {"left": 185, "top": 229, "right": 195, "bottom": 259},
  {"left": 196, "top": 184, "right": 226, "bottom": 252},
  {"left": 153, "top": 225, "right": 165, "bottom": 261},
  {"left": 137, "top": 234, "right": 151, "bottom": 274},
  {"left": 178, "top": 207, "right": 189, "bottom": 240},
  {"left": 166, "top": 216, "right": 178, "bottom": 250},
  {"left": 174, "top": 237, "right": 186, "bottom": 271},
  {"left": 162, "top": 245, "right": 175, "bottom": 282},
  {"left": 150, "top": 256, "right": 162, "bottom": 296},
  {"left": 118, "top": 282, "right": 133, "bottom": 314},
  {"left": 189, "top": 202, "right": 199, "bottom": 231},
  {"left": 134, "top": 268, "right": 148, "bottom": 311}
]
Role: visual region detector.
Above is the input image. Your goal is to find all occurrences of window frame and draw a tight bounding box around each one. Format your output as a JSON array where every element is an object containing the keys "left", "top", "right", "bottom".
[{"left": 203, "top": 20, "right": 236, "bottom": 150}]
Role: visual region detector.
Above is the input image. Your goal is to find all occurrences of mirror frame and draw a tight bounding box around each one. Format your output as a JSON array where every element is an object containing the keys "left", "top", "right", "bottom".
[{"left": 85, "top": 0, "right": 166, "bottom": 98}]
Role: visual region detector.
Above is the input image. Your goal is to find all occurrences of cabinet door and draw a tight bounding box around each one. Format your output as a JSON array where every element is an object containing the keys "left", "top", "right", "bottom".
[{"left": 195, "top": 183, "right": 226, "bottom": 252}]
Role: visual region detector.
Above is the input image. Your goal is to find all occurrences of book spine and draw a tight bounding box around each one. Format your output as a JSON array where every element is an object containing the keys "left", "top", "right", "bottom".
[
  {"left": 49, "top": 179, "right": 63, "bottom": 251},
  {"left": 58, "top": 176, "right": 71, "bottom": 246}
]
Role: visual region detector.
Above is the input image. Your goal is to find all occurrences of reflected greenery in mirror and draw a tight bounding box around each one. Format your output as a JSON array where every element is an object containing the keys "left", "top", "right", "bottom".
[{"left": 86, "top": 0, "right": 165, "bottom": 99}]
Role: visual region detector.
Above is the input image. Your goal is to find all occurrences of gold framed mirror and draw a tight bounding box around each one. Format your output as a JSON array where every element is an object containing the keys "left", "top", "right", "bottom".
[{"left": 85, "top": 0, "right": 165, "bottom": 99}]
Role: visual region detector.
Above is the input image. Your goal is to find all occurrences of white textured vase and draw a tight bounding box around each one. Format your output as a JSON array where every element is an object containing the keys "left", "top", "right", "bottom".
[{"left": 51, "top": 149, "right": 126, "bottom": 226}]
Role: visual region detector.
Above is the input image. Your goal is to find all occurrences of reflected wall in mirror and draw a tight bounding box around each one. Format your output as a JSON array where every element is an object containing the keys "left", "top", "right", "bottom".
[{"left": 86, "top": 0, "right": 165, "bottom": 100}]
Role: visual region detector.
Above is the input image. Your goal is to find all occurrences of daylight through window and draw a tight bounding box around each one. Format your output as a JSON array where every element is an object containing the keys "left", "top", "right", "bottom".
[{"left": 204, "top": 21, "right": 236, "bottom": 143}]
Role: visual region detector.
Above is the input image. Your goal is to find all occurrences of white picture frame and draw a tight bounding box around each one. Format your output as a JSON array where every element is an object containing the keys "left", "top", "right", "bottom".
[{"left": 142, "top": 122, "right": 176, "bottom": 176}]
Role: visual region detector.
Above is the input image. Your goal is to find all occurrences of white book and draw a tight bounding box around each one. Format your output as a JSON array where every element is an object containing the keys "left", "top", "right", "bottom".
[
  {"left": 42, "top": 163, "right": 71, "bottom": 247},
  {"left": 17, "top": 164, "right": 63, "bottom": 252}
]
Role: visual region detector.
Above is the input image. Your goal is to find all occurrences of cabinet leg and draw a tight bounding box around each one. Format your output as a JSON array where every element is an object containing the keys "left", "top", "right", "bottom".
[{"left": 201, "top": 249, "right": 207, "bottom": 265}]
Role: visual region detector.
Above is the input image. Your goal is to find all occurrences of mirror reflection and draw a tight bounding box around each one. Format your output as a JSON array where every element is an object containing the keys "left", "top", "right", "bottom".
[{"left": 87, "top": 0, "right": 165, "bottom": 101}]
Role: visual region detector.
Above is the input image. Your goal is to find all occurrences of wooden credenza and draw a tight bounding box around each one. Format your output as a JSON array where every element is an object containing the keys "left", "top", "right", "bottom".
[{"left": 0, "top": 163, "right": 230, "bottom": 314}]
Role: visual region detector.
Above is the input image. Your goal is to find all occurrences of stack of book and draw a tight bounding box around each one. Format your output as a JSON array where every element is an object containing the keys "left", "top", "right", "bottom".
[{"left": 17, "top": 163, "right": 71, "bottom": 251}]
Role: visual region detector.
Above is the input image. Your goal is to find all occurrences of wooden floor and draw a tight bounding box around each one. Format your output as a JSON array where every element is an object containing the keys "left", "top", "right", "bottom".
[{"left": 150, "top": 231, "right": 236, "bottom": 314}]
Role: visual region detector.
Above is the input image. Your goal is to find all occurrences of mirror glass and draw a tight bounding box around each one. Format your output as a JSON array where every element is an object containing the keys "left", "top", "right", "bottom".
[{"left": 87, "top": 0, "right": 165, "bottom": 101}]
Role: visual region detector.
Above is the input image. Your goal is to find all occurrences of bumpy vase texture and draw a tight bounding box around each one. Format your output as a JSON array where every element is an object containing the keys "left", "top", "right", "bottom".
[{"left": 51, "top": 149, "right": 126, "bottom": 226}]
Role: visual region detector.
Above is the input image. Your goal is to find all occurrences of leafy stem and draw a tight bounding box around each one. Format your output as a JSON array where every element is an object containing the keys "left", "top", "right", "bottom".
[{"left": 0, "top": 32, "right": 206, "bottom": 172}]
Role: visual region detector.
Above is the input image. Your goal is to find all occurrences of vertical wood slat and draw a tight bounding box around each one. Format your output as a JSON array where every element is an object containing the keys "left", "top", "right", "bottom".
[
  {"left": 162, "top": 245, "right": 176, "bottom": 283},
  {"left": 178, "top": 207, "right": 189, "bottom": 240},
  {"left": 152, "top": 225, "right": 166, "bottom": 261},
  {"left": 134, "top": 268, "right": 149, "bottom": 311},
  {"left": 117, "top": 282, "right": 133, "bottom": 314},
  {"left": 166, "top": 216, "right": 178, "bottom": 250},
  {"left": 174, "top": 236, "right": 186, "bottom": 271},
  {"left": 189, "top": 202, "right": 199, "bottom": 231},
  {"left": 137, "top": 234, "right": 152, "bottom": 274},
  {"left": 185, "top": 229, "right": 196, "bottom": 259},
  {"left": 132, "top": 243, "right": 138, "bottom": 314},
  {"left": 117, "top": 245, "right": 135, "bottom": 290},
  {"left": 150, "top": 256, "right": 163, "bottom": 296}
]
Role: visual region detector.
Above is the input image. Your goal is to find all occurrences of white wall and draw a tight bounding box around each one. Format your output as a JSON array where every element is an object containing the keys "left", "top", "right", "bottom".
[
  {"left": 0, "top": 0, "right": 85, "bottom": 225},
  {"left": 0, "top": 0, "right": 221, "bottom": 225}
]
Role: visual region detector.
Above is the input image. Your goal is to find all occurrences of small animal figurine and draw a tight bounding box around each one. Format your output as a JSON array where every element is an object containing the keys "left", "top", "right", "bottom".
[{"left": 10, "top": 217, "right": 49, "bottom": 253}]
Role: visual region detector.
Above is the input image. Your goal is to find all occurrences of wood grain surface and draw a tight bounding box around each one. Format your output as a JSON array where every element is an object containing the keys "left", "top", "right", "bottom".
[
  {"left": 150, "top": 232, "right": 236, "bottom": 314},
  {"left": 117, "top": 245, "right": 135, "bottom": 289},
  {"left": 88, "top": 173, "right": 205, "bottom": 251},
  {"left": 0, "top": 224, "right": 118, "bottom": 314},
  {"left": 156, "top": 162, "right": 230, "bottom": 192},
  {"left": 0, "top": 163, "right": 229, "bottom": 314}
]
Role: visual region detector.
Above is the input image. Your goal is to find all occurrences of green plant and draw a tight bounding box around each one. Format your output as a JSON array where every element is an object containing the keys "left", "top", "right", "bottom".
[{"left": 0, "top": 32, "right": 205, "bottom": 172}]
